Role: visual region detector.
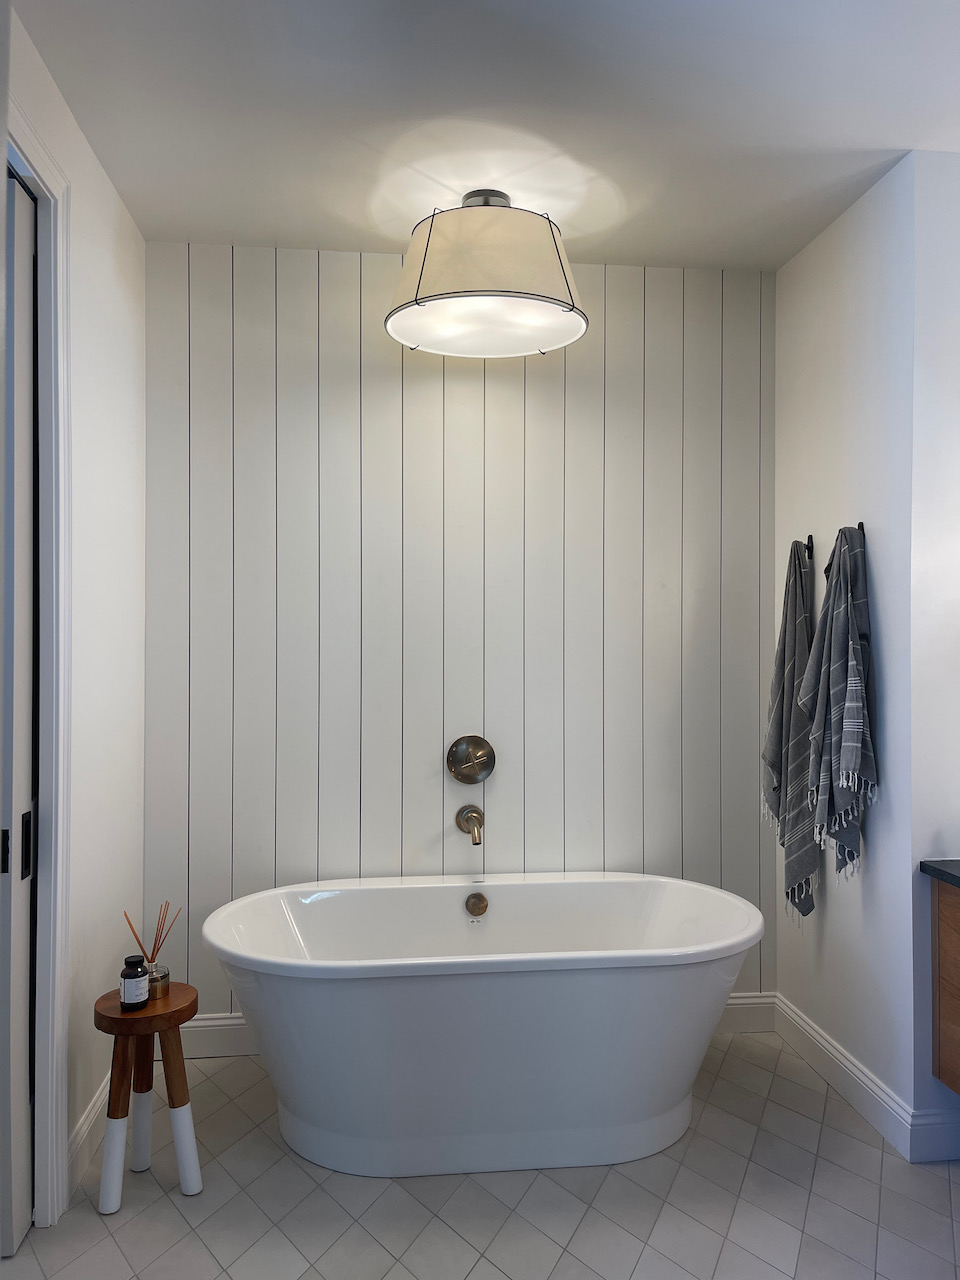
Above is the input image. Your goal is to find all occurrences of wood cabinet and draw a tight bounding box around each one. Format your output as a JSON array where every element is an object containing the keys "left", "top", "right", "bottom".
[{"left": 932, "top": 876, "right": 960, "bottom": 1095}]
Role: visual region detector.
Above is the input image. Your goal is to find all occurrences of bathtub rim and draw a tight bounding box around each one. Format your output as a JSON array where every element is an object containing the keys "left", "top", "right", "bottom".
[{"left": 202, "top": 871, "right": 765, "bottom": 980}]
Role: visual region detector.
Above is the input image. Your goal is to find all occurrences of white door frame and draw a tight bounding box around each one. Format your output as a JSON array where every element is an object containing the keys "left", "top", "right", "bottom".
[{"left": 7, "top": 93, "right": 72, "bottom": 1229}]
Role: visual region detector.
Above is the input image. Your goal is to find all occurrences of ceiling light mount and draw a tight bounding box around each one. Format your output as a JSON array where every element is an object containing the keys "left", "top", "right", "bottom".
[
  {"left": 461, "top": 189, "right": 511, "bottom": 208},
  {"left": 385, "top": 188, "right": 587, "bottom": 360}
]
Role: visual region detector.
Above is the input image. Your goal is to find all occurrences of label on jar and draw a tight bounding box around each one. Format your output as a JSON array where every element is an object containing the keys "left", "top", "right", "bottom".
[{"left": 121, "top": 974, "right": 149, "bottom": 1005}]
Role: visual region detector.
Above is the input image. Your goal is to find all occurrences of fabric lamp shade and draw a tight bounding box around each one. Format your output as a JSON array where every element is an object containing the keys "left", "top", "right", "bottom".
[{"left": 385, "top": 203, "right": 588, "bottom": 358}]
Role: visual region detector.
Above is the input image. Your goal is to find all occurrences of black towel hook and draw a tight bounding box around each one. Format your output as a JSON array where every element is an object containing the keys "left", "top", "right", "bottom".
[
  {"left": 804, "top": 535, "right": 814, "bottom": 559},
  {"left": 857, "top": 521, "right": 864, "bottom": 533}
]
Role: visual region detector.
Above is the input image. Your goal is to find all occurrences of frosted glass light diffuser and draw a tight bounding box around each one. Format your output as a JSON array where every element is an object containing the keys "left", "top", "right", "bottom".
[{"left": 386, "top": 202, "right": 587, "bottom": 359}]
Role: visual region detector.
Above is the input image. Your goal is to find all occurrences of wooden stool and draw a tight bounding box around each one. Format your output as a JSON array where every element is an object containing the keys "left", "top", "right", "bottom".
[{"left": 93, "top": 982, "right": 203, "bottom": 1214}]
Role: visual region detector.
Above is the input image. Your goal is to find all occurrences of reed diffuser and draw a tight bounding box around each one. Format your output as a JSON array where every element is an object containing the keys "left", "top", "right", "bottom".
[{"left": 124, "top": 901, "right": 181, "bottom": 1000}]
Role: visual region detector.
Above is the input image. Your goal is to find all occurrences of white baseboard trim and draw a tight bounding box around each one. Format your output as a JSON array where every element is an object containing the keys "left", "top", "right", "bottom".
[
  {"left": 775, "top": 994, "right": 960, "bottom": 1162},
  {"left": 180, "top": 1012, "right": 259, "bottom": 1060},
  {"left": 775, "top": 993, "right": 911, "bottom": 1156},
  {"left": 67, "top": 1072, "right": 109, "bottom": 1198},
  {"left": 717, "top": 991, "right": 777, "bottom": 1033}
]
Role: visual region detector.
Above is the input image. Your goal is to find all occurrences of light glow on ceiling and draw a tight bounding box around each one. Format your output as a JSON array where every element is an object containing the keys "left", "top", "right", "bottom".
[{"left": 367, "top": 118, "right": 627, "bottom": 243}]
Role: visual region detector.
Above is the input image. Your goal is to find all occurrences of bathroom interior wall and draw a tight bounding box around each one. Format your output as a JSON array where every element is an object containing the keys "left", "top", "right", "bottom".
[
  {"left": 144, "top": 246, "right": 776, "bottom": 1017},
  {"left": 10, "top": 13, "right": 146, "bottom": 1150},
  {"left": 910, "top": 150, "right": 960, "bottom": 1122},
  {"left": 775, "top": 158, "right": 917, "bottom": 1108}
]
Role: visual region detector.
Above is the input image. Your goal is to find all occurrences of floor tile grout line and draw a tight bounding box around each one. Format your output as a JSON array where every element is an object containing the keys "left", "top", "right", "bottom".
[
  {"left": 713, "top": 1035, "right": 958, "bottom": 1278},
  {"left": 28, "top": 1039, "right": 960, "bottom": 1280}
]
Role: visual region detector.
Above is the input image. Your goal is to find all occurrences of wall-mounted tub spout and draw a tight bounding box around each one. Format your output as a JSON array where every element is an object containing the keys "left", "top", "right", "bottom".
[{"left": 456, "top": 805, "right": 484, "bottom": 846}]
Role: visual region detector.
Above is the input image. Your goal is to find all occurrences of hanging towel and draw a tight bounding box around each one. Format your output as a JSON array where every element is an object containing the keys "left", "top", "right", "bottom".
[
  {"left": 762, "top": 541, "right": 818, "bottom": 915},
  {"left": 798, "top": 525, "right": 877, "bottom": 874}
]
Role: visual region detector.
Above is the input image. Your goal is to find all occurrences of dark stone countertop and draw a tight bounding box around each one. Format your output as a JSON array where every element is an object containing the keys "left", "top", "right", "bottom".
[{"left": 920, "top": 860, "right": 960, "bottom": 890}]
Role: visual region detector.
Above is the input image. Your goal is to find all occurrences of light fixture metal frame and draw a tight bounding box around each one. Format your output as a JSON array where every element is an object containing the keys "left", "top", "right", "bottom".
[{"left": 384, "top": 199, "right": 589, "bottom": 356}]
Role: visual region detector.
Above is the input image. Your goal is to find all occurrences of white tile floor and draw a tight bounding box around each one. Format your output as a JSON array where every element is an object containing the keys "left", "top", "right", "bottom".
[{"left": 4, "top": 1031, "right": 959, "bottom": 1280}]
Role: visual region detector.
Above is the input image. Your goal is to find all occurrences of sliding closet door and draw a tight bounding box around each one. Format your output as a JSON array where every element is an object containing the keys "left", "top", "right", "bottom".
[{"left": 0, "top": 174, "right": 38, "bottom": 1256}]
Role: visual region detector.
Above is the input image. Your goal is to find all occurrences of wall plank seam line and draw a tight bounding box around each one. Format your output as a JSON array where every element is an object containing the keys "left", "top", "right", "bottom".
[
  {"left": 320, "top": 252, "right": 323, "bottom": 890},
  {"left": 482, "top": 357, "right": 486, "bottom": 876},
  {"left": 186, "top": 242, "right": 192, "bottom": 988},
  {"left": 440, "top": 355, "right": 446, "bottom": 876},
  {"left": 679, "top": 270, "right": 685, "bottom": 884},
  {"left": 718, "top": 270, "right": 724, "bottom": 893},
  {"left": 522, "top": 356, "right": 527, "bottom": 874},
  {"left": 358, "top": 253, "right": 363, "bottom": 881},
  {"left": 601, "top": 267, "right": 606, "bottom": 871},
  {"left": 399, "top": 282, "right": 405, "bottom": 880},
  {"left": 757, "top": 273, "right": 764, "bottom": 977},
  {"left": 442, "top": 353, "right": 448, "bottom": 870},
  {"left": 273, "top": 247, "right": 279, "bottom": 890},
  {"left": 640, "top": 271, "right": 646, "bottom": 874},
  {"left": 230, "top": 245, "right": 236, "bottom": 1013},
  {"left": 562, "top": 347, "right": 567, "bottom": 873}
]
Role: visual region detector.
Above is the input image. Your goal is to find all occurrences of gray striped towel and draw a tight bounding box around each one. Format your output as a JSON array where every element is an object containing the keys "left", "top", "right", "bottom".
[
  {"left": 762, "top": 541, "right": 818, "bottom": 915},
  {"left": 798, "top": 526, "right": 877, "bottom": 873}
]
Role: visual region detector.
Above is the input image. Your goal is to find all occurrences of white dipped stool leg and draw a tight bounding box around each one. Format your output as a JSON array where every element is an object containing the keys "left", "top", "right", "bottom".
[
  {"left": 99, "top": 1117, "right": 128, "bottom": 1214},
  {"left": 130, "top": 1090, "right": 153, "bottom": 1172},
  {"left": 130, "top": 1034, "right": 155, "bottom": 1172},
  {"left": 98, "top": 1037, "right": 134, "bottom": 1214},
  {"left": 169, "top": 1102, "right": 203, "bottom": 1194},
  {"left": 159, "top": 1027, "right": 203, "bottom": 1196}
]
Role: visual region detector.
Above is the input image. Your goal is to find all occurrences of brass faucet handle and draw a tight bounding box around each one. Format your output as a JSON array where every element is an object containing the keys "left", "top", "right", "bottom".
[{"left": 447, "top": 736, "right": 496, "bottom": 784}]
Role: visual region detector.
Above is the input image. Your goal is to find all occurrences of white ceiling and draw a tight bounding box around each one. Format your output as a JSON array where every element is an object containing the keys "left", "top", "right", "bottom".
[{"left": 13, "top": 0, "right": 960, "bottom": 266}]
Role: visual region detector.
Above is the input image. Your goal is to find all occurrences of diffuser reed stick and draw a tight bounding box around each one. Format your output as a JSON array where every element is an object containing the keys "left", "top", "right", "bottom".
[
  {"left": 157, "top": 907, "right": 181, "bottom": 957},
  {"left": 123, "top": 912, "right": 149, "bottom": 959},
  {"left": 124, "top": 901, "right": 182, "bottom": 964},
  {"left": 152, "top": 901, "right": 167, "bottom": 962}
]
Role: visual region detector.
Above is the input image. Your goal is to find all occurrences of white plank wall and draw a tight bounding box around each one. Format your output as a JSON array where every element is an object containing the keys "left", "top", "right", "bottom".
[
  {"left": 275, "top": 250, "right": 320, "bottom": 888},
  {"left": 603, "top": 267, "right": 644, "bottom": 873},
  {"left": 400, "top": 349, "right": 444, "bottom": 876},
  {"left": 442, "top": 359, "right": 486, "bottom": 876},
  {"left": 483, "top": 358, "right": 526, "bottom": 874},
  {"left": 143, "top": 243, "right": 190, "bottom": 980},
  {"left": 681, "top": 270, "right": 723, "bottom": 888},
  {"left": 184, "top": 245, "right": 234, "bottom": 1014},
  {"left": 318, "top": 252, "right": 361, "bottom": 880},
  {"left": 359, "top": 254, "right": 403, "bottom": 877},
  {"left": 642, "top": 268, "right": 684, "bottom": 876},
  {"left": 721, "top": 270, "right": 763, "bottom": 993},
  {"left": 144, "top": 249, "right": 777, "bottom": 1014},
  {"left": 523, "top": 350, "right": 566, "bottom": 873},
  {"left": 232, "top": 248, "right": 277, "bottom": 903},
  {"left": 563, "top": 266, "right": 606, "bottom": 871},
  {"left": 759, "top": 273, "right": 778, "bottom": 994}
]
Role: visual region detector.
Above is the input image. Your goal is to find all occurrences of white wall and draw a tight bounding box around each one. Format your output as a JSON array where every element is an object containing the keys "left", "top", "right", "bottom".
[
  {"left": 777, "top": 152, "right": 960, "bottom": 1156},
  {"left": 144, "top": 248, "right": 777, "bottom": 1019},
  {"left": 9, "top": 13, "right": 146, "bottom": 1150},
  {"left": 776, "top": 157, "right": 916, "bottom": 1107},
  {"left": 911, "top": 152, "right": 960, "bottom": 1119}
]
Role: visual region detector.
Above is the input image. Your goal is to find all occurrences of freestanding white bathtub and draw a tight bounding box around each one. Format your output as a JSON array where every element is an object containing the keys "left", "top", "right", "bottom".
[{"left": 203, "top": 872, "right": 763, "bottom": 1176}]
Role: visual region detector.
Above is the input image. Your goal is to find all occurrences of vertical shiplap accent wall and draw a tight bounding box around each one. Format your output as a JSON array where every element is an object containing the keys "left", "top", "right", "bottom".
[
  {"left": 642, "top": 270, "right": 684, "bottom": 877},
  {"left": 275, "top": 249, "right": 320, "bottom": 889},
  {"left": 145, "top": 248, "right": 775, "bottom": 1014}
]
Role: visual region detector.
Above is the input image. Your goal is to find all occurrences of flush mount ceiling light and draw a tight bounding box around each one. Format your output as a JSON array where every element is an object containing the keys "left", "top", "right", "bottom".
[{"left": 385, "top": 190, "right": 587, "bottom": 359}]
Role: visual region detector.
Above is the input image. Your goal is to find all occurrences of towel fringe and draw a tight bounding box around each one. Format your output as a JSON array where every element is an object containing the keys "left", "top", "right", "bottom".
[
  {"left": 785, "top": 868, "right": 819, "bottom": 921},
  {"left": 838, "top": 771, "right": 879, "bottom": 802},
  {"left": 835, "top": 841, "right": 861, "bottom": 879}
]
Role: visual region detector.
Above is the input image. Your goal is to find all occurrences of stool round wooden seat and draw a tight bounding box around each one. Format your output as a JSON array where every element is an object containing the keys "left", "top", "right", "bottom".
[{"left": 93, "top": 982, "right": 203, "bottom": 1214}]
